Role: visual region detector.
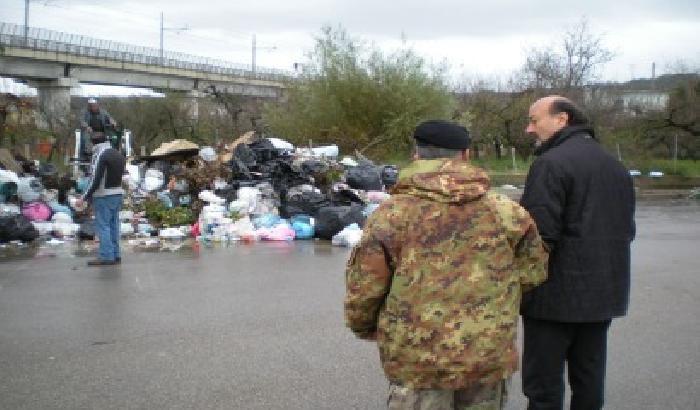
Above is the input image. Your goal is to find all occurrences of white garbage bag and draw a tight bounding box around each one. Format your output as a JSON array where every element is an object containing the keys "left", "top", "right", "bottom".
[
  {"left": 199, "top": 146, "right": 217, "bottom": 162},
  {"left": 0, "top": 203, "right": 21, "bottom": 216},
  {"left": 125, "top": 164, "right": 141, "bottom": 190},
  {"left": 0, "top": 169, "right": 20, "bottom": 185},
  {"left": 331, "top": 223, "right": 363, "bottom": 247},
  {"left": 267, "top": 137, "right": 295, "bottom": 150},
  {"left": 236, "top": 187, "right": 261, "bottom": 215},
  {"left": 159, "top": 227, "right": 185, "bottom": 238},
  {"left": 17, "top": 177, "right": 43, "bottom": 202},
  {"left": 199, "top": 190, "right": 225, "bottom": 205},
  {"left": 119, "top": 210, "right": 134, "bottom": 221},
  {"left": 340, "top": 157, "right": 359, "bottom": 167},
  {"left": 120, "top": 222, "right": 134, "bottom": 236},
  {"left": 142, "top": 169, "right": 164, "bottom": 191},
  {"left": 51, "top": 212, "right": 73, "bottom": 224}
]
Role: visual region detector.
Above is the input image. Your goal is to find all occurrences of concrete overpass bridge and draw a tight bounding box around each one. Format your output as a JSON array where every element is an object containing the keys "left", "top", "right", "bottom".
[{"left": 0, "top": 22, "right": 289, "bottom": 129}]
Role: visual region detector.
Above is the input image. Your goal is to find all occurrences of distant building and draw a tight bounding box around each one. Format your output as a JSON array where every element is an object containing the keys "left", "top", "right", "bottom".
[
  {"left": 584, "top": 73, "right": 698, "bottom": 116},
  {"left": 584, "top": 87, "right": 669, "bottom": 116}
]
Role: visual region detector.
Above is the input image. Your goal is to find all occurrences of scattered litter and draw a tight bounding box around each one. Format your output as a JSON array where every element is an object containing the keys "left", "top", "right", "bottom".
[
  {"left": 340, "top": 157, "right": 358, "bottom": 167},
  {"left": 689, "top": 188, "right": 700, "bottom": 200},
  {"left": 159, "top": 227, "right": 186, "bottom": 239},
  {"left": 199, "top": 146, "right": 217, "bottom": 162},
  {"left": 332, "top": 223, "right": 363, "bottom": 247},
  {"left": 199, "top": 190, "right": 225, "bottom": 205}
]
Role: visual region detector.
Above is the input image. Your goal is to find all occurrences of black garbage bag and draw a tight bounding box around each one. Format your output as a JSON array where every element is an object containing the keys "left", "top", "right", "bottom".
[
  {"left": 283, "top": 190, "right": 330, "bottom": 218},
  {"left": 56, "top": 175, "right": 74, "bottom": 205},
  {"left": 0, "top": 215, "right": 39, "bottom": 243},
  {"left": 329, "top": 185, "right": 364, "bottom": 206},
  {"left": 229, "top": 156, "right": 253, "bottom": 180},
  {"left": 215, "top": 187, "right": 239, "bottom": 203},
  {"left": 14, "top": 153, "right": 39, "bottom": 175},
  {"left": 301, "top": 160, "right": 330, "bottom": 175},
  {"left": 39, "top": 163, "right": 59, "bottom": 189},
  {"left": 39, "top": 163, "right": 58, "bottom": 178},
  {"left": 381, "top": 165, "right": 399, "bottom": 187},
  {"left": 230, "top": 179, "right": 261, "bottom": 190},
  {"left": 346, "top": 165, "right": 383, "bottom": 191},
  {"left": 249, "top": 139, "right": 279, "bottom": 163},
  {"left": 264, "top": 160, "right": 312, "bottom": 195},
  {"left": 79, "top": 220, "right": 96, "bottom": 240},
  {"left": 315, "top": 205, "right": 365, "bottom": 240},
  {"left": 234, "top": 144, "right": 257, "bottom": 167}
]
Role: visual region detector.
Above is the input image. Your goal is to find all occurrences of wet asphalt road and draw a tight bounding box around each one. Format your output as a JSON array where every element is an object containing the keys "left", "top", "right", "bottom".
[{"left": 0, "top": 201, "right": 698, "bottom": 410}]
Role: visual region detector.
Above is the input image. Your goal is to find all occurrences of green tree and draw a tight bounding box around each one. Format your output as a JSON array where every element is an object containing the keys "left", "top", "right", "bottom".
[
  {"left": 264, "top": 26, "right": 455, "bottom": 159},
  {"left": 458, "top": 88, "right": 535, "bottom": 159},
  {"left": 642, "top": 77, "right": 700, "bottom": 159}
]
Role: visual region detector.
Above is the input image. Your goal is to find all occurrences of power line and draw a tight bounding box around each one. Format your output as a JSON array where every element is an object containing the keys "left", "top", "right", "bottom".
[{"left": 20, "top": 1, "right": 263, "bottom": 48}]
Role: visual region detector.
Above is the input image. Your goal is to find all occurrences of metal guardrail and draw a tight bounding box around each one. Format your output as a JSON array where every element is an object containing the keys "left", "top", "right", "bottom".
[{"left": 0, "top": 22, "right": 291, "bottom": 82}]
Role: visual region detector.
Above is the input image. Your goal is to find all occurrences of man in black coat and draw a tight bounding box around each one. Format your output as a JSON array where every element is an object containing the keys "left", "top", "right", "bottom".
[{"left": 520, "top": 96, "right": 635, "bottom": 410}]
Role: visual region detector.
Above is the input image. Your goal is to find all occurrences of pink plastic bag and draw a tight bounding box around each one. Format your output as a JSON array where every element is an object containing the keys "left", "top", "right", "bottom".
[
  {"left": 22, "top": 202, "right": 52, "bottom": 222},
  {"left": 258, "top": 224, "right": 296, "bottom": 241}
]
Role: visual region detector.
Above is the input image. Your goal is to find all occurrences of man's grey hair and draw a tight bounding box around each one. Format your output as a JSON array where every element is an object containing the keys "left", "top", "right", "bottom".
[{"left": 414, "top": 144, "right": 464, "bottom": 159}]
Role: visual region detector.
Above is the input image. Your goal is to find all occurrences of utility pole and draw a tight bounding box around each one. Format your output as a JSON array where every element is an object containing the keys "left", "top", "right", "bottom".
[
  {"left": 24, "top": 0, "right": 29, "bottom": 45},
  {"left": 252, "top": 34, "right": 256, "bottom": 75},
  {"left": 251, "top": 34, "right": 276, "bottom": 77},
  {"left": 160, "top": 12, "right": 164, "bottom": 62},
  {"left": 673, "top": 134, "right": 678, "bottom": 174},
  {"left": 159, "top": 12, "right": 188, "bottom": 65}
]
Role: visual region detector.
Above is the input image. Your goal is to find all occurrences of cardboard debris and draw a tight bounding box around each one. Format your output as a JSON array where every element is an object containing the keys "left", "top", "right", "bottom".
[
  {"left": 150, "top": 139, "right": 200, "bottom": 157},
  {"left": 221, "top": 131, "right": 257, "bottom": 163},
  {"left": 0, "top": 149, "right": 23, "bottom": 174}
]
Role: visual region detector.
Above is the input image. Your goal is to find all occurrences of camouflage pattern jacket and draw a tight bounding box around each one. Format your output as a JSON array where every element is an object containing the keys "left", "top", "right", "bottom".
[{"left": 344, "top": 159, "right": 548, "bottom": 389}]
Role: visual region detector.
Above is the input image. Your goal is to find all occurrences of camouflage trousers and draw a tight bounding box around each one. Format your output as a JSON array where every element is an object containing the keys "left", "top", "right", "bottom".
[{"left": 387, "top": 379, "right": 507, "bottom": 410}]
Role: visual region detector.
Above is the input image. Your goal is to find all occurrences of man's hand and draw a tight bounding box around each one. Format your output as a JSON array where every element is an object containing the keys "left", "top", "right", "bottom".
[{"left": 74, "top": 198, "right": 85, "bottom": 209}]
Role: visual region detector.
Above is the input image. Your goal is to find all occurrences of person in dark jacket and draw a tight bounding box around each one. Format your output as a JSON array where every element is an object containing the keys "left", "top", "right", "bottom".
[
  {"left": 519, "top": 96, "right": 635, "bottom": 410},
  {"left": 76, "top": 133, "right": 126, "bottom": 266},
  {"left": 79, "top": 98, "right": 116, "bottom": 161}
]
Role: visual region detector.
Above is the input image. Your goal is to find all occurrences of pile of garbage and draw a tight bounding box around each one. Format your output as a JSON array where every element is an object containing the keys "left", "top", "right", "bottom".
[
  {"left": 0, "top": 133, "right": 398, "bottom": 250},
  {"left": 125, "top": 132, "right": 397, "bottom": 247},
  {"left": 1, "top": 148, "right": 89, "bottom": 245}
]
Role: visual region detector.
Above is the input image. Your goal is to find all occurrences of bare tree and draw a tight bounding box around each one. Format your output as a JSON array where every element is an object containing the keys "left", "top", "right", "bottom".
[{"left": 520, "top": 18, "right": 614, "bottom": 93}]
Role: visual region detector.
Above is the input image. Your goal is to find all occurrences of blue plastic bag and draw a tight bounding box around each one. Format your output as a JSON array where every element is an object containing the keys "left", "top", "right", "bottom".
[
  {"left": 75, "top": 176, "right": 89, "bottom": 194},
  {"left": 253, "top": 214, "right": 282, "bottom": 229},
  {"left": 291, "top": 214, "right": 314, "bottom": 239},
  {"left": 49, "top": 201, "right": 73, "bottom": 217},
  {"left": 157, "top": 191, "right": 174, "bottom": 209}
]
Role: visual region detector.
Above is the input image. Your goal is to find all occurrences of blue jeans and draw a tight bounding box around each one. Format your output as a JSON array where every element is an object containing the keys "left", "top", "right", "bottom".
[{"left": 93, "top": 194, "right": 122, "bottom": 261}]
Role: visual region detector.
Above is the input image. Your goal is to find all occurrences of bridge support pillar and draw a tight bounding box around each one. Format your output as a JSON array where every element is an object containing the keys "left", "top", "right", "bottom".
[
  {"left": 182, "top": 90, "right": 202, "bottom": 121},
  {"left": 31, "top": 78, "right": 78, "bottom": 132}
]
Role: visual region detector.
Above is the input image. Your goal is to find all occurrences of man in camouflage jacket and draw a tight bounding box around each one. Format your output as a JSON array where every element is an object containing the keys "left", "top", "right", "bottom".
[{"left": 345, "top": 120, "right": 548, "bottom": 409}]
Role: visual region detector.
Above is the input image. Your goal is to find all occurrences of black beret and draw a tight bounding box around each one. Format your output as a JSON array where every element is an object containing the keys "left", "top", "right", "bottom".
[{"left": 413, "top": 120, "right": 470, "bottom": 149}]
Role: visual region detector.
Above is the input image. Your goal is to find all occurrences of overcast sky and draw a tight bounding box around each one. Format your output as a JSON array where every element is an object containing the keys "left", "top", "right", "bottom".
[{"left": 2, "top": 0, "right": 699, "bottom": 94}]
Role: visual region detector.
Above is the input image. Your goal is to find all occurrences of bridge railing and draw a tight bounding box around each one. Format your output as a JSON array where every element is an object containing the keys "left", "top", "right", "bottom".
[{"left": 0, "top": 22, "right": 291, "bottom": 82}]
